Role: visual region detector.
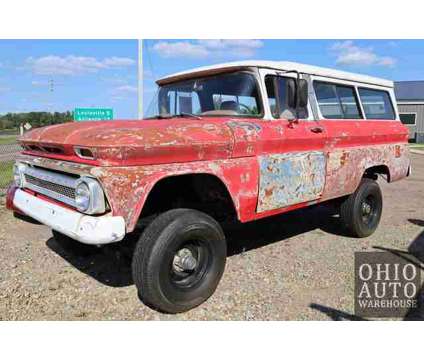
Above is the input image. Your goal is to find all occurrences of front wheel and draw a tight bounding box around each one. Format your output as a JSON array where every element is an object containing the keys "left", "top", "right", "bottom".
[
  {"left": 340, "top": 178, "right": 383, "bottom": 238},
  {"left": 132, "top": 209, "right": 226, "bottom": 313}
]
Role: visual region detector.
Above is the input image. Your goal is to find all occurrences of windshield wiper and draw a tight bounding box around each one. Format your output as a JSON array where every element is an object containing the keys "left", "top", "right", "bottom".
[
  {"left": 177, "top": 112, "right": 202, "bottom": 119},
  {"left": 146, "top": 113, "right": 202, "bottom": 120},
  {"left": 145, "top": 114, "right": 173, "bottom": 119}
]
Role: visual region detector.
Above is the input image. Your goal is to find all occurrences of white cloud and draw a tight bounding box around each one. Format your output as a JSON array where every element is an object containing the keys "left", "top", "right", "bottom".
[
  {"left": 26, "top": 55, "right": 135, "bottom": 75},
  {"left": 101, "top": 74, "right": 136, "bottom": 85},
  {"left": 111, "top": 95, "right": 126, "bottom": 102},
  {"left": 331, "top": 41, "right": 396, "bottom": 67},
  {"left": 152, "top": 41, "right": 209, "bottom": 59},
  {"left": 31, "top": 80, "right": 47, "bottom": 87},
  {"left": 142, "top": 69, "right": 153, "bottom": 79},
  {"left": 109, "top": 84, "right": 138, "bottom": 103},
  {"left": 152, "top": 39, "right": 264, "bottom": 59},
  {"left": 103, "top": 56, "right": 135, "bottom": 67},
  {"left": 113, "top": 85, "right": 138, "bottom": 94}
]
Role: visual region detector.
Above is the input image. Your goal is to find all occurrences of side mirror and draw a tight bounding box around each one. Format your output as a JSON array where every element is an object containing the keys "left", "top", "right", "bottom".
[
  {"left": 286, "top": 78, "right": 309, "bottom": 110},
  {"left": 287, "top": 78, "right": 297, "bottom": 109},
  {"left": 297, "top": 79, "right": 308, "bottom": 108}
]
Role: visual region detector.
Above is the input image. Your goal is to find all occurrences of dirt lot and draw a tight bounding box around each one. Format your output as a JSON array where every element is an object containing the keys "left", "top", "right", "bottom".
[{"left": 1, "top": 154, "right": 423, "bottom": 321}]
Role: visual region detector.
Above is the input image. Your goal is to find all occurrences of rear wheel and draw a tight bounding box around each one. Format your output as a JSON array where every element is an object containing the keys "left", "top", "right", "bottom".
[
  {"left": 132, "top": 209, "right": 226, "bottom": 313},
  {"left": 340, "top": 178, "right": 383, "bottom": 238}
]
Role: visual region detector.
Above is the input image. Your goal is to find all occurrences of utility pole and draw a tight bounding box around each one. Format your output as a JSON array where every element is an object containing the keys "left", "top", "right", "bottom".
[
  {"left": 138, "top": 39, "right": 143, "bottom": 119},
  {"left": 45, "top": 78, "right": 64, "bottom": 114}
]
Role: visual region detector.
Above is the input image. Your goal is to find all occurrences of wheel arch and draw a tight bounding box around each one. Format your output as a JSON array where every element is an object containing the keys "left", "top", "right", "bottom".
[
  {"left": 363, "top": 164, "right": 391, "bottom": 182},
  {"left": 129, "top": 172, "right": 240, "bottom": 231}
]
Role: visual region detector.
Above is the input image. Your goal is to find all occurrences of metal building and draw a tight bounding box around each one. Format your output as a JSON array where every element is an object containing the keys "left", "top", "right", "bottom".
[{"left": 395, "top": 81, "right": 424, "bottom": 143}]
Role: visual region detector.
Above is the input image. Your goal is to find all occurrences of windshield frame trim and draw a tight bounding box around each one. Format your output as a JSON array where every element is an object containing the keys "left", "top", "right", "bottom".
[{"left": 149, "top": 68, "right": 265, "bottom": 120}]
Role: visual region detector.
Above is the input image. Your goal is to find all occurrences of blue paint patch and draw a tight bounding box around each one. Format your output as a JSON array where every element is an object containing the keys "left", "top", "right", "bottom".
[{"left": 257, "top": 151, "right": 326, "bottom": 212}]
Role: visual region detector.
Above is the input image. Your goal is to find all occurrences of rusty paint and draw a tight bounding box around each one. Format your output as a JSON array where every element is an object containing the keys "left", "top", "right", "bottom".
[
  {"left": 14, "top": 114, "right": 411, "bottom": 234},
  {"left": 19, "top": 119, "right": 235, "bottom": 166},
  {"left": 340, "top": 151, "right": 348, "bottom": 166},
  {"left": 321, "top": 143, "right": 410, "bottom": 201},
  {"left": 257, "top": 151, "right": 326, "bottom": 212},
  {"left": 395, "top": 145, "right": 401, "bottom": 158}
]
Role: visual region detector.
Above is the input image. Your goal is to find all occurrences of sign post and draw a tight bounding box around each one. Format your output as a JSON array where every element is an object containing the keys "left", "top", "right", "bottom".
[{"left": 73, "top": 108, "right": 114, "bottom": 121}]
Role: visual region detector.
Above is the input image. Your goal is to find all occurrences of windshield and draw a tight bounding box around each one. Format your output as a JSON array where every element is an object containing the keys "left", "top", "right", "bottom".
[{"left": 145, "top": 71, "right": 262, "bottom": 119}]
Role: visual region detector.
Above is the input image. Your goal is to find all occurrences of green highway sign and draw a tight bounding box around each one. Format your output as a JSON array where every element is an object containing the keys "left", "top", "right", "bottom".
[{"left": 74, "top": 108, "right": 113, "bottom": 121}]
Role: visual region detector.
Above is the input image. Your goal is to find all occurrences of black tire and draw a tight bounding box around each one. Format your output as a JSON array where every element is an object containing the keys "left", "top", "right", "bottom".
[
  {"left": 340, "top": 178, "right": 383, "bottom": 238},
  {"left": 132, "top": 209, "right": 226, "bottom": 313},
  {"left": 52, "top": 230, "right": 97, "bottom": 256}
]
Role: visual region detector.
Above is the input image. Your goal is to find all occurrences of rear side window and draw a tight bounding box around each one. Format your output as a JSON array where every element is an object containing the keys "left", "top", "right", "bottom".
[
  {"left": 358, "top": 88, "right": 395, "bottom": 120},
  {"left": 399, "top": 113, "right": 416, "bottom": 125},
  {"left": 314, "top": 82, "right": 362, "bottom": 119},
  {"left": 337, "top": 86, "right": 362, "bottom": 119}
]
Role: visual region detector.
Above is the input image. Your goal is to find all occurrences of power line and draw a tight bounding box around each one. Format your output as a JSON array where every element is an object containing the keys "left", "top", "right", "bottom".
[{"left": 144, "top": 39, "right": 157, "bottom": 81}]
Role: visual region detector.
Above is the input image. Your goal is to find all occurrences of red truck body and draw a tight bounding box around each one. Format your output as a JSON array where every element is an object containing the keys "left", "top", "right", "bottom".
[
  {"left": 6, "top": 60, "right": 412, "bottom": 313},
  {"left": 14, "top": 115, "right": 409, "bottom": 232}
]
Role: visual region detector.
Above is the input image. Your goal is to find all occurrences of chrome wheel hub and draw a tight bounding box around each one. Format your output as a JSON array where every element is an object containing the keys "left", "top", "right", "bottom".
[
  {"left": 362, "top": 202, "right": 372, "bottom": 215},
  {"left": 172, "top": 248, "right": 198, "bottom": 272}
]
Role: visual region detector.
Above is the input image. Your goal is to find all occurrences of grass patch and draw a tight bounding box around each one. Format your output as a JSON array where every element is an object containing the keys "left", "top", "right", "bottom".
[
  {"left": 0, "top": 160, "right": 14, "bottom": 189},
  {"left": 409, "top": 143, "right": 424, "bottom": 149},
  {"left": 0, "top": 135, "right": 18, "bottom": 145}
]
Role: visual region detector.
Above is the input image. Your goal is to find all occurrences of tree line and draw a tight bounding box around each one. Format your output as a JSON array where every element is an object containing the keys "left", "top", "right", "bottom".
[{"left": 0, "top": 111, "right": 73, "bottom": 130}]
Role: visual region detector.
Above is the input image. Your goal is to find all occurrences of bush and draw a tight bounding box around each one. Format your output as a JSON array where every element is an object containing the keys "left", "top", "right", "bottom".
[{"left": 0, "top": 111, "right": 73, "bottom": 130}]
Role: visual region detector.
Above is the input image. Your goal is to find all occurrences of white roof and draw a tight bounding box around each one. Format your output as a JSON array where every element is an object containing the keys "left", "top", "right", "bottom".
[{"left": 157, "top": 60, "right": 393, "bottom": 88}]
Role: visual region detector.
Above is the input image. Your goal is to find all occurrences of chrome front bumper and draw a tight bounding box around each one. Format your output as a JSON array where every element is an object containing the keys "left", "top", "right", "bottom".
[{"left": 13, "top": 189, "right": 126, "bottom": 245}]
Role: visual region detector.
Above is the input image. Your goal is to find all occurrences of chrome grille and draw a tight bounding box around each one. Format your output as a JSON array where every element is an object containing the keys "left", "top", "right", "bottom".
[
  {"left": 21, "top": 166, "right": 78, "bottom": 207},
  {"left": 24, "top": 174, "right": 76, "bottom": 199}
]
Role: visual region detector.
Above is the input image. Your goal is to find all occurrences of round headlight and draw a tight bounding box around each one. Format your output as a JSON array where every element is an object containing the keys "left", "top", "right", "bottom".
[{"left": 75, "top": 182, "right": 90, "bottom": 212}]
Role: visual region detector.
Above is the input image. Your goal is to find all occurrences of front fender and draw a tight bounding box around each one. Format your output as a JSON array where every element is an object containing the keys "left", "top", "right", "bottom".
[{"left": 95, "top": 157, "right": 259, "bottom": 232}]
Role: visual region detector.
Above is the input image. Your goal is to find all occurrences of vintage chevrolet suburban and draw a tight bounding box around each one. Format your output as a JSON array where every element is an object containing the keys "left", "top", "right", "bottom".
[{"left": 7, "top": 61, "right": 411, "bottom": 313}]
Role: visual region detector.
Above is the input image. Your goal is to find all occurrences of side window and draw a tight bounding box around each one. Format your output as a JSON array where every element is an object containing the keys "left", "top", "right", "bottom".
[
  {"left": 166, "top": 90, "right": 201, "bottom": 115},
  {"left": 337, "top": 85, "right": 362, "bottom": 119},
  {"left": 265, "top": 75, "right": 307, "bottom": 119},
  {"left": 213, "top": 94, "right": 237, "bottom": 109},
  {"left": 399, "top": 113, "right": 416, "bottom": 125},
  {"left": 314, "top": 82, "right": 362, "bottom": 119},
  {"left": 358, "top": 88, "right": 395, "bottom": 120},
  {"left": 212, "top": 94, "right": 259, "bottom": 115},
  {"left": 314, "top": 82, "right": 343, "bottom": 119}
]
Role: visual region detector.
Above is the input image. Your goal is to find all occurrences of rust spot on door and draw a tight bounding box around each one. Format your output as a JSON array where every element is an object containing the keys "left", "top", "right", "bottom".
[{"left": 257, "top": 151, "right": 326, "bottom": 212}]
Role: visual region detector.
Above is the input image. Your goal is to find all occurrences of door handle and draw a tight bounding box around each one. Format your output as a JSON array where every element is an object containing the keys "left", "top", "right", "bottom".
[{"left": 310, "top": 126, "right": 324, "bottom": 133}]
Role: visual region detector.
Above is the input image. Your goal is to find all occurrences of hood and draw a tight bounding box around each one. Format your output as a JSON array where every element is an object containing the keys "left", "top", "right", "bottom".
[{"left": 20, "top": 119, "right": 235, "bottom": 166}]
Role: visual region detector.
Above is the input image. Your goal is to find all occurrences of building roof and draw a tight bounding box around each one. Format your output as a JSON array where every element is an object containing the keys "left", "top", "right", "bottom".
[
  {"left": 157, "top": 60, "right": 393, "bottom": 88},
  {"left": 395, "top": 81, "right": 424, "bottom": 101}
]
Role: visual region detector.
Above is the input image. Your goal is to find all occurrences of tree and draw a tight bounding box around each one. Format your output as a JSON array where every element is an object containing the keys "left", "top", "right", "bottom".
[{"left": 0, "top": 111, "right": 73, "bottom": 130}]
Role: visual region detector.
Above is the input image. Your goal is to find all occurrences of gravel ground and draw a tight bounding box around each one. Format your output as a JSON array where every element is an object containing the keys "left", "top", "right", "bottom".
[{"left": 0, "top": 154, "right": 423, "bottom": 321}]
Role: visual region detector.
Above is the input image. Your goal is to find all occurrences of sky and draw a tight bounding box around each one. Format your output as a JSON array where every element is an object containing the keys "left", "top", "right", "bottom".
[
  {"left": 143, "top": 39, "right": 424, "bottom": 109},
  {"left": 2, "top": 39, "right": 424, "bottom": 119},
  {"left": 0, "top": 40, "right": 138, "bottom": 118}
]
